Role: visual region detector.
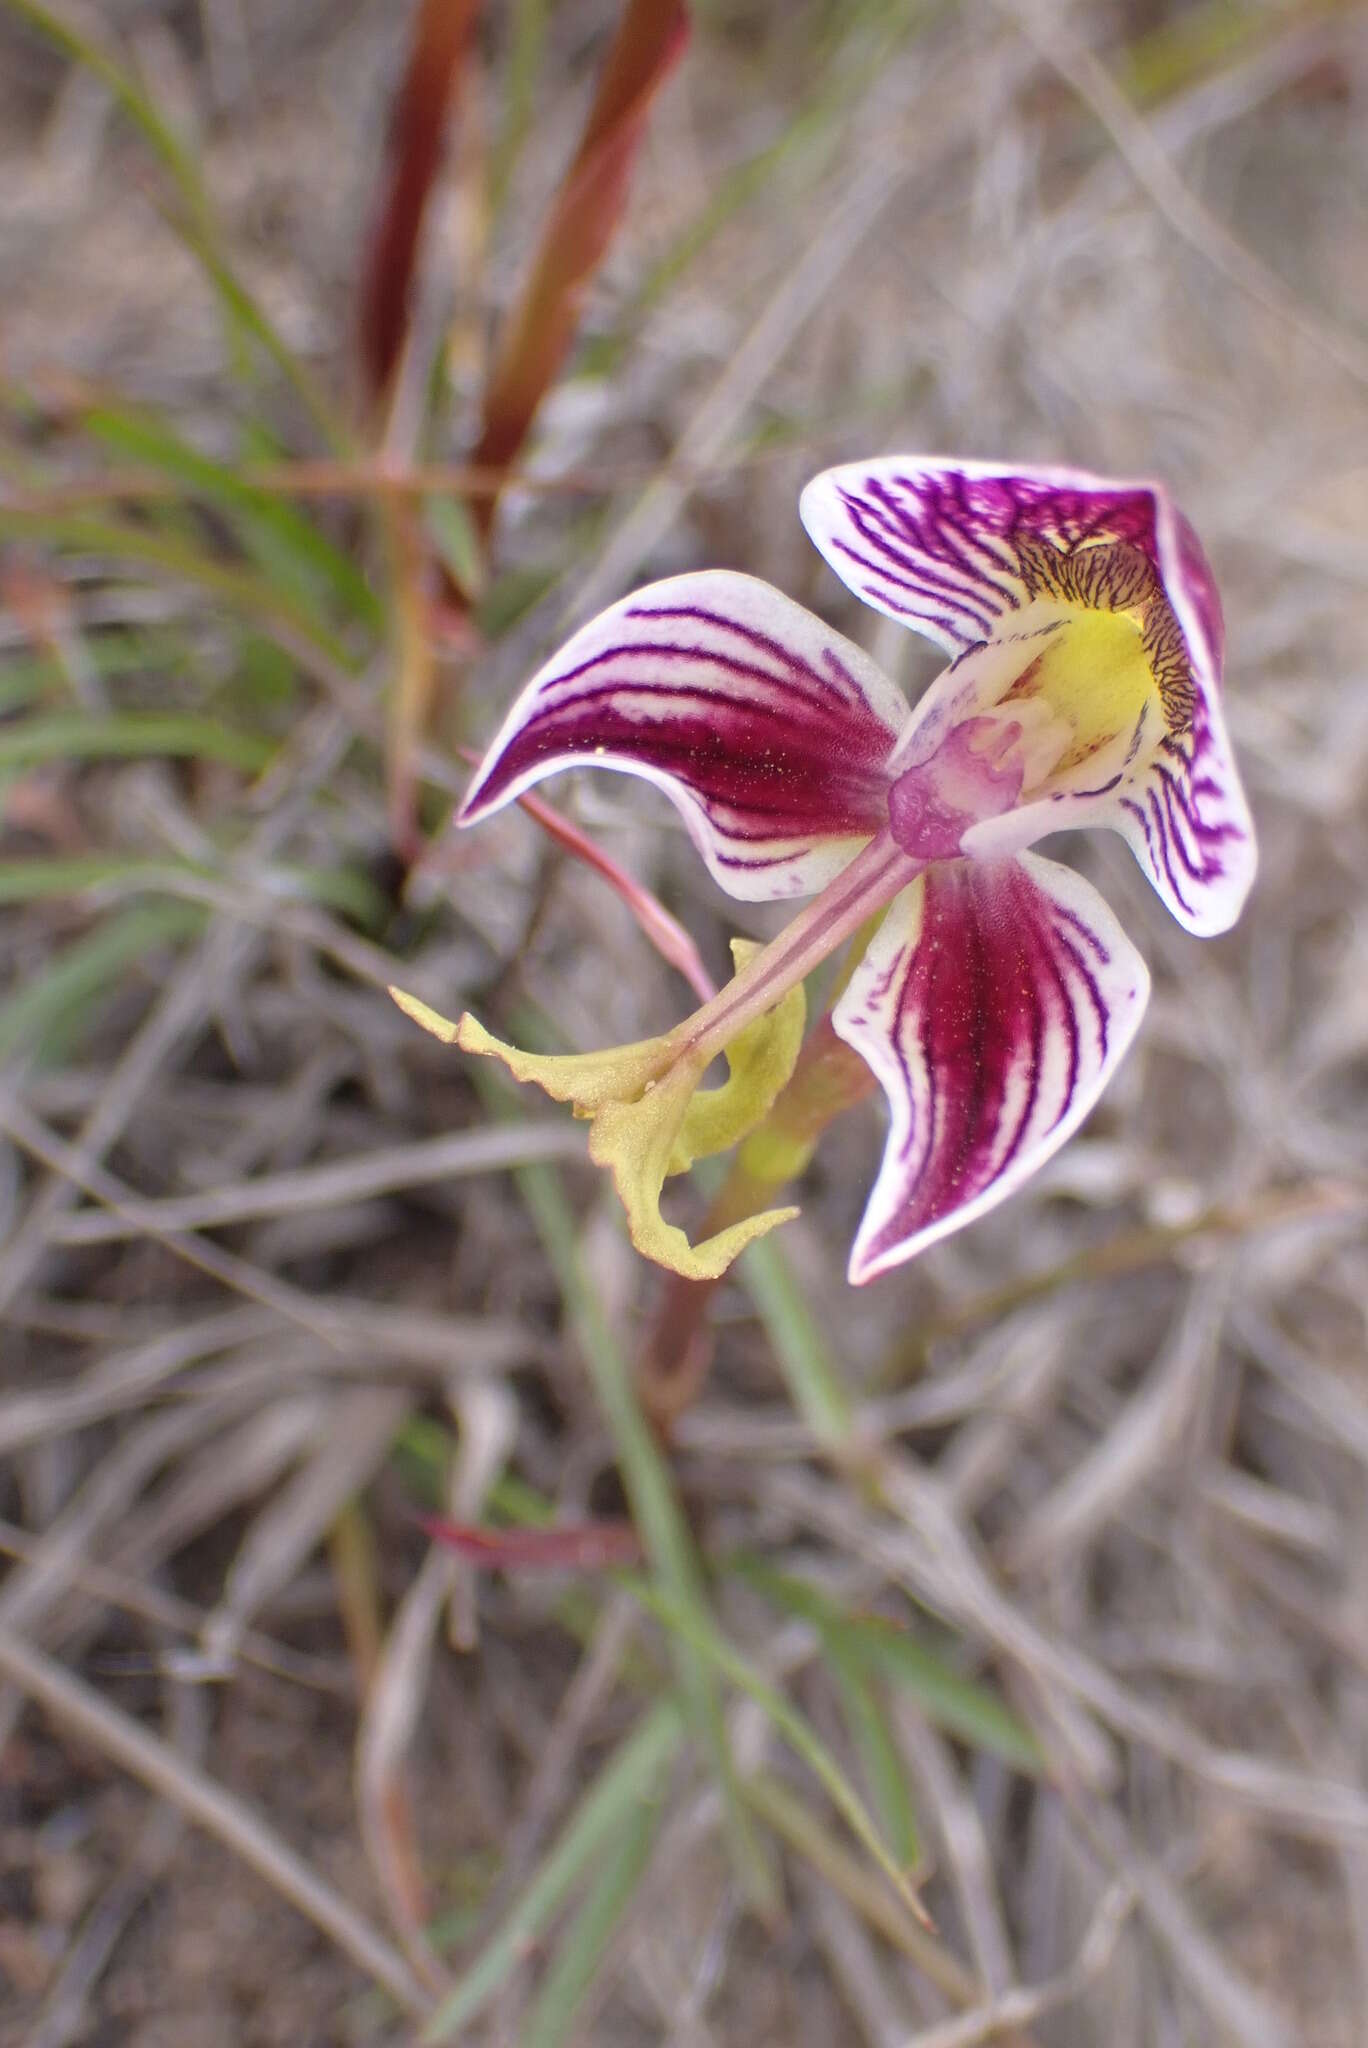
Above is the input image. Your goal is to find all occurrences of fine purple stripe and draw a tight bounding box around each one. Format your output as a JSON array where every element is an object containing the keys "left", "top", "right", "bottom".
[
  {"left": 625, "top": 604, "right": 860, "bottom": 714},
  {"left": 546, "top": 633, "right": 870, "bottom": 723},
  {"left": 831, "top": 520, "right": 1004, "bottom": 643},
  {"left": 1144, "top": 786, "right": 1195, "bottom": 917},
  {"left": 1054, "top": 929, "right": 1108, "bottom": 1074},
  {"left": 1153, "top": 769, "right": 1211, "bottom": 882},
  {"left": 850, "top": 485, "right": 1016, "bottom": 614},
  {"left": 884, "top": 472, "right": 1024, "bottom": 606}
]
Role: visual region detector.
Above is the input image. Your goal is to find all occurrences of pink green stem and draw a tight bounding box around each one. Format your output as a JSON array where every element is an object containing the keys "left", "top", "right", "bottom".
[{"left": 670, "top": 831, "right": 919, "bottom": 1072}]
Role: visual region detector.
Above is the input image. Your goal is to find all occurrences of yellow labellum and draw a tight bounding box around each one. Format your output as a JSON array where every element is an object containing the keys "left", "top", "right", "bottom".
[
  {"left": 1019, "top": 604, "right": 1154, "bottom": 775},
  {"left": 995, "top": 535, "right": 1195, "bottom": 778},
  {"left": 387, "top": 940, "right": 807, "bottom": 1280}
]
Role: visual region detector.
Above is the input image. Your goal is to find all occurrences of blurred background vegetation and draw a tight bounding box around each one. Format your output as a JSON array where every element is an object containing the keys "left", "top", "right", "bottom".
[{"left": 1, "top": 1, "right": 1366, "bottom": 2043}]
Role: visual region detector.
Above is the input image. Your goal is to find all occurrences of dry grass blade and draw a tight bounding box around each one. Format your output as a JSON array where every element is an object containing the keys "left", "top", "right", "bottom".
[
  {"left": 491, "top": 1590, "right": 642, "bottom": 1900},
  {"left": 0, "top": 1304, "right": 274, "bottom": 1453},
  {"left": 356, "top": 1384, "right": 516, "bottom": 1987},
  {"left": 997, "top": 0, "right": 1368, "bottom": 389},
  {"left": 571, "top": 113, "right": 920, "bottom": 623},
  {"left": 774, "top": 1461, "right": 1368, "bottom": 1846},
  {"left": 0, "top": 1097, "right": 532, "bottom": 1372},
  {"left": 46, "top": 1120, "right": 589, "bottom": 1245},
  {"left": 0, "top": 706, "right": 357, "bottom": 1316},
  {"left": 743, "top": 1772, "right": 980, "bottom": 2011},
  {"left": 355, "top": 1544, "right": 457, "bottom": 1994},
  {"left": 0, "top": 1400, "right": 246, "bottom": 1647},
  {"left": 892, "top": 1716, "right": 1015, "bottom": 1999},
  {"left": 894, "top": 1881, "right": 1135, "bottom": 2048},
  {"left": 0, "top": 1517, "right": 347, "bottom": 1693},
  {"left": 25, "top": 1677, "right": 205, "bottom": 2048},
  {"left": 0, "top": 1622, "right": 433, "bottom": 2022},
  {"left": 197, "top": 1386, "right": 413, "bottom": 1675},
  {"left": 0, "top": 934, "right": 254, "bottom": 1317},
  {"left": 1004, "top": 1267, "right": 1232, "bottom": 1573},
  {"left": 1073, "top": 1803, "right": 1297, "bottom": 2048},
  {"left": 799, "top": 1868, "right": 913, "bottom": 2048}
]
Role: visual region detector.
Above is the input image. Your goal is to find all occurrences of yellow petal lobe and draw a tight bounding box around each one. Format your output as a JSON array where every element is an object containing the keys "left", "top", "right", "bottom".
[
  {"left": 387, "top": 984, "right": 463, "bottom": 1045},
  {"left": 668, "top": 939, "right": 806, "bottom": 1174},
  {"left": 390, "top": 944, "right": 806, "bottom": 1282},
  {"left": 591, "top": 1057, "right": 799, "bottom": 1281},
  {"left": 453, "top": 1011, "right": 668, "bottom": 1113}
]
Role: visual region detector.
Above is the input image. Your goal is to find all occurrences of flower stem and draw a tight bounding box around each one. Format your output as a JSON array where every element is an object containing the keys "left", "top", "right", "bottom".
[{"left": 669, "top": 831, "right": 918, "bottom": 1073}]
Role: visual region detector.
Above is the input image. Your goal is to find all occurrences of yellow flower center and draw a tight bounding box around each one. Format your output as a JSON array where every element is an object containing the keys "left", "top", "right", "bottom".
[{"left": 951, "top": 537, "right": 1195, "bottom": 801}]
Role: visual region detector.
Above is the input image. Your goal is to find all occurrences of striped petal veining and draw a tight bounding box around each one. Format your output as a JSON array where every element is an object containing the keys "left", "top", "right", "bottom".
[
  {"left": 460, "top": 571, "right": 909, "bottom": 901},
  {"left": 833, "top": 852, "right": 1150, "bottom": 1282}
]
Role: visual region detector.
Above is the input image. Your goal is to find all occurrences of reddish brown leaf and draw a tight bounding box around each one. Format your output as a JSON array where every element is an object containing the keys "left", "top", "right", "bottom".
[
  {"left": 420, "top": 1515, "right": 643, "bottom": 1573},
  {"left": 358, "top": 0, "right": 482, "bottom": 401},
  {"left": 470, "top": 0, "right": 690, "bottom": 532}
]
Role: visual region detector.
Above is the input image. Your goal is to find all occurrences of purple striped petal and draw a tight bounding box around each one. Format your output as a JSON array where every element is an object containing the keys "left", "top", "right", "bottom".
[
  {"left": 802, "top": 458, "right": 1256, "bottom": 935},
  {"left": 800, "top": 457, "right": 1192, "bottom": 656},
  {"left": 833, "top": 853, "right": 1149, "bottom": 1283},
  {"left": 1106, "top": 688, "right": 1255, "bottom": 936},
  {"left": 459, "top": 572, "right": 910, "bottom": 902}
]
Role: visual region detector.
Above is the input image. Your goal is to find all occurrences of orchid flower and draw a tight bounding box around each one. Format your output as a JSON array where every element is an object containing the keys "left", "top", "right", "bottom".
[{"left": 395, "top": 458, "right": 1256, "bottom": 1284}]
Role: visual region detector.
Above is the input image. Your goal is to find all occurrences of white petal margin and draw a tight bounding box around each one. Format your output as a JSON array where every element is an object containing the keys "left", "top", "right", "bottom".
[
  {"left": 833, "top": 853, "right": 1151, "bottom": 1283},
  {"left": 459, "top": 571, "right": 911, "bottom": 903}
]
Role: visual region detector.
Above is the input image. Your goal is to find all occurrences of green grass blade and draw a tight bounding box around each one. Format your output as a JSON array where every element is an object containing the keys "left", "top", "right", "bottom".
[
  {"left": 0, "top": 857, "right": 207, "bottom": 904},
  {"left": 423, "top": 495, "right": 486, "bottom": 604},
  {"left": 83, "top": 409, "right": 380, "bottom": 627},
  {"left": 506, "top": 1150, "right": 778, "bottom": 1916},
  {"left": 0, "top": 657, "right": 59, "bottom": 714},
  {"left": 0, "top": 510, "right": 356, "bottom": 664},
  {"left": 0, "top": 712, "right": 274, "bottom": 775},
  {"left": 605, "top": 0, "right": 919, "bottom": 349},
  {"left": 741, "top": 1771, "right": 975, "bottom": 2005},
  {"left": 734, "top": 1232, "right": 1040, "bottom": 1774},
  {"left": 0, "top": 899, "right": 206, "bottom": 1064},
  {"left": 490, "top": 0, "right": 551, "bottom": 218},
  {"left": 828, "top": 1650, "right": 920, "bottom": 1869},
  {"left": 475, "top": 558, "right": 567, "bottom": 641},
  {"left": 738, "top": 1231, "right": 853, "bottom": 1446},
  {"left": 736, "top": 1560, "right": 1042, "bottom": 1775},
  {"left": 628, "top": 1579, "right": 923, "bottom": 1920},
  {"left": 0, "top": 856, "right": 386, "bottom": 930},
  {"left": 1120, "top": 0, "right": 1332, "bottom": 106},
  {"left": 422, "top": 1700, "right": 682, "bottom": 2043},
  {"left": 2, "top": 0, "right": 349, "bottom": 451},
  {"left": 850, "top": 1618, "right": 1044, "bottom": 1773},
  {"left": 518, "top": 1783, "right": 662, "bottom": 2048},
  {"left": 3, "top": 0, "right": 205, "bottom": 224},
  {"left": 0, "top": 630, "right": 191, "bottom": 712},
  {"left": 267, "top": 863, "right": 390, "bottom": 929},
  {"left": 171, "top": 215, "right": 354, "bottom": 453}
]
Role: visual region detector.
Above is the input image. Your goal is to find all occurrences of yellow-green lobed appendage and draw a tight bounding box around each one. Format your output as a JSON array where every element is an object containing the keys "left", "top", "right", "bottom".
[{"left": 388, "top": 940, "right": 806, "bottom": 1280}]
